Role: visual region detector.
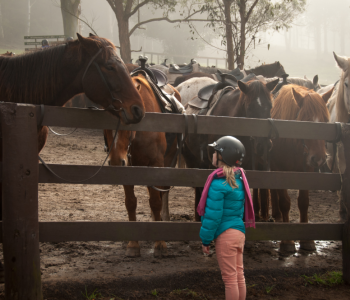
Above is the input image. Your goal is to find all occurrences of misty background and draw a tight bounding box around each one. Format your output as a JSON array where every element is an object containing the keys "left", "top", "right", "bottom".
[{"left": 0, "top": 0, "right": 349, "bottom": 84}]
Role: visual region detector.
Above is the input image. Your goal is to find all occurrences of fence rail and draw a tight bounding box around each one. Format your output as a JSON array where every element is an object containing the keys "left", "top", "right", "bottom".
[
  {"left": 36, "top": 164, "right": 341, "bottom": 190},
  {"left": 0, "top": 222, "right": 343, "bottom": 243},
  {"left": 38, "top": 106, "right": 339, "bottom": 140},
  {"left": 0, "top": 103, "right": 349, "bottom": 299}
]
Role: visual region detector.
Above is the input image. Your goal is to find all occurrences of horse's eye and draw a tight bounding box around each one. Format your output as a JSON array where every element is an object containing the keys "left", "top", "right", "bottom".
[{"left": 106, "top": 65, "right": 115, "bottom": 71}]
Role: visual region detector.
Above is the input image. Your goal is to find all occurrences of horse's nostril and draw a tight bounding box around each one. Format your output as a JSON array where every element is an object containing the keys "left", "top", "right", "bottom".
[
  {"left": 121, "top": 159, "right": 126, "bottom": 166},
  {"left": 131, "top": 105, "right": 144, "bottom": 120}
]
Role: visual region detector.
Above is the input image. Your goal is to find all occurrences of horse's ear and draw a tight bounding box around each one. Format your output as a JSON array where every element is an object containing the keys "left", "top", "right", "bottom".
[
  {"left": 321, "top": 87, "right": 334, "bottom": 103},
  {"left": 238, "top": 81, "right": 249, "bottom": 94},
  {"left": 304, "top": 75, "right": 308, "bottom": 80},
  {"left": 313, "top": 75, "right": 319, "bottom": 86},
  {"left": 292, "top": 88, "right": 304, "bottom": 107},
  {"left": 266, "top": 78, "right": 279, "bottom": 92},
  {"left": 334, "top": 52, "right": 348, "bottom": 71},
  {"left": 77, "top": 33, "right": 98, "bottom": 54},
  {"left": 89, "top": 33, "right": 96, "bottom": 37}
]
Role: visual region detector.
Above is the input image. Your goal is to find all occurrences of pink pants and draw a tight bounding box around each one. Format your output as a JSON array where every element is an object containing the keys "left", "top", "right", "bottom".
[{"left": 216, "top": 229, "right": 246, "bottom": 300}]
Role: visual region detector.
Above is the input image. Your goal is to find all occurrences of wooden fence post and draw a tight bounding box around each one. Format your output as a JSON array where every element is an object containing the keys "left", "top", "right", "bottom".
[
  {"left": 341, "top": 123, "right": 350, "bottom": 284},
  {"left": 0, "top": 103, "right": 42, "bottom": 299}
]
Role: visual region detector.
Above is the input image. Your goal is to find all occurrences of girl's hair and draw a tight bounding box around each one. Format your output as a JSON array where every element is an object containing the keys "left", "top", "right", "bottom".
[{"left": 223, "top": 165, "right": 238, "bottom": 189}]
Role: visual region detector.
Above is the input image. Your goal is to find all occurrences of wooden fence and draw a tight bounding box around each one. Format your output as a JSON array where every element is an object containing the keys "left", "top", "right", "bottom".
[{"left": 0, "top": 103, "right": 349, "bottom": 299}]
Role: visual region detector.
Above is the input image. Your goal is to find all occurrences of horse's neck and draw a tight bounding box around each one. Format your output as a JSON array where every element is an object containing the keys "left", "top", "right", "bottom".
[{"left": 0, "top": 49, "right": 83, "bottom": 107}]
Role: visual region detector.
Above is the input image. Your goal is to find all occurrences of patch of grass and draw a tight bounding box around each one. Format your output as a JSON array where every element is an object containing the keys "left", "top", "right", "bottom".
[
  {"left": 265, "top": 285, "right": 275, "bottom": 294},
  {"left": 301, "top": 271, "right": 344, "bottom": 287},
  {"left": 151, "top": 289, "right": 158, "bottom": 297},
  {"left": 81, "top": 286, "right": 103, "bottom": 299},
  {"left": 247, "top": 284, "right": 257, "bottom": 289},
  {"left": 170, "top": 288, "right": 202, "bottom": 298}
]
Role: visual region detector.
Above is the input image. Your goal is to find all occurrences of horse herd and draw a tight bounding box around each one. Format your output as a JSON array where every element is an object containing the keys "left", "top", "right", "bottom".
[{"left": 0, "top": 34, "right": 348, "bottom": 258}]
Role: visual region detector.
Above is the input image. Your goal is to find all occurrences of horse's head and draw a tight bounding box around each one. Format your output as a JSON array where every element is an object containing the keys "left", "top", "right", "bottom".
[
  {"left": 104, "top": 129, "right": 135, "bottom": 166},
  {"left": 334, "top": 52, "right": 350, "bottom": 115},
  {"left": 238, "top": 78, "right": 279, "bottom": 119},
  {"left": 74, "top": 33, "right": 145, "bottom": 124},
  {"left": 273, "top": 85, "right": 330, "bottom": 169},
  {"left": 239, "top": 78, "right": 279, "bottom": 168}
]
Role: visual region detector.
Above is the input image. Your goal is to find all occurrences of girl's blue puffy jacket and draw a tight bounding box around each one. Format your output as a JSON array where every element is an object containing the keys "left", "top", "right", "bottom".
[{"left": 200, "top": 171, "right": 245, "bottom": 246}]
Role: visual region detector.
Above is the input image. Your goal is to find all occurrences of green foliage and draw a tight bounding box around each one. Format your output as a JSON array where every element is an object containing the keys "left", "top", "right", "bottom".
[
  {"left": 81, "top": 286, "right": 103, "bottom": 299},
  {"left": 197, "top": 0, "right": 306, "bottom": 67},
  {"left": 301, "top": 271, "right": 344, "bottom": 287},
  {"left": 151, "top": 289, "right": 158, "bottom": 297},
  {"left": 265, "top": 285, "right": 275, "bottom": 294}
]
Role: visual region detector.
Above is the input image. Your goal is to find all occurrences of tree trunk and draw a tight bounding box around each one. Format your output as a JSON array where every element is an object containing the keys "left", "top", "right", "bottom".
[
  {"left": 114, "top": 5, "right": 131, "bottom": 62},
  {"left": 60, "top": 0, "right": 81, "bottom": 38},
  {"left": 237, "top": 0, "right": 246, "bottom": 70},
  {"left": 223, "top": 0, "right": 234, "bottom": 70}
]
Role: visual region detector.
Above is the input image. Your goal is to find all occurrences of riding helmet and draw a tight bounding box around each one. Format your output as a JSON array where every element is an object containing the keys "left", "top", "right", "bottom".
[
  {"left": 41, "top": 39, "right": 49, "bottom": 47},
  {"left": 208, "top": 136, "right": 245, "bottom": 167}
]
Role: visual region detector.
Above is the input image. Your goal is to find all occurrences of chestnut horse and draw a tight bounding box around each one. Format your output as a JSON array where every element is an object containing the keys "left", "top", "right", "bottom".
[
  {"left": 257, "top": 85, "right": 332, "bottom": 252},
  {"left": 182, "top": 78, "right": 279, "bottom": 221},
  {"left": 104, "top": 74, "right": 180, "bottom": 258}
]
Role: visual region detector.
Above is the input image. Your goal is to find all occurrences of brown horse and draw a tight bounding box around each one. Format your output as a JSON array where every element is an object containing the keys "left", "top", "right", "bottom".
[
  {"left": 245, "top": 61, "right": 287, "bottom": 78},
  {"left": 0, "top": 34, "right": 145, "bottom": 217},
  {"left": 182, "top": 78, "right": 279, "bottom": 221},
  {"left": 104, "top": 73, "right": 180, "bottom": 258},
  {"left": 256, "top": 85, "right": 332, "bottom": 252}
]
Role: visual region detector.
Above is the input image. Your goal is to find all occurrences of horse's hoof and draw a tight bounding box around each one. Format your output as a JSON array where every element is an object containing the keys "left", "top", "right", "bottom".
[
  {"left": 154, "top": 247, "right": 168, "bottom": 258},
  {"left": 300, "top": 240, "right": 316, "bottom": 251},
  {"left": 280, "top": 241, "right": 296, "bottom": 253},
  {"left": 125, "top": 247, "right": 141, "bottom": 257}
]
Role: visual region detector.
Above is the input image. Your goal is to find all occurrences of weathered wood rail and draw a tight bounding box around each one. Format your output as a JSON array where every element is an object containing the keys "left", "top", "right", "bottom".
[{"left": 1, "top": 103, "right": 349, "bottom": 299}]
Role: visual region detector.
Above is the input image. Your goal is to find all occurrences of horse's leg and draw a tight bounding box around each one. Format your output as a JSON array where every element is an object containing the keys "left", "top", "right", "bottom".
[
  {"left": 278, "top": 189, "right": 296, "bottom": 252},
  {"left": 298, "top": 190, "right": 316, "bottom": 251},
  {"left": 147, "top": 186, "right": 168, "bottom": 258},
  {"left": 271, "top": 189, "right": 282, "bottom": 222},
  {"left": 195, "top": 187, "right": 202, "bottom": 222},
  {"left": 160, "top": 191, "right": 170, "bottom": 221},
  {"left": 336, "top": 144, "right": 348, "bottom": 221},
  {"left": 260, "top": 189, "right": 270, "bottom": 221},
  {"left": 253, "top": 189, "right": 261, "bottom": 221},
  {"left": 124, "top": 185, "right": 141, "bottom": 257}
]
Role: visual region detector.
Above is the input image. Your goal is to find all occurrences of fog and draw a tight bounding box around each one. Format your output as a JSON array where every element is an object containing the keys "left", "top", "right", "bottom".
[{"left": 1, "top": 0, "right": 349, "bottom": 84}]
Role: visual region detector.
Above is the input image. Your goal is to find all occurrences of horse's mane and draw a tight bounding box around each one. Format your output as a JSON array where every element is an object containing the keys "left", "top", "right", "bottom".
[
  {"left": 336, "top": 58, "right": 350, "bottom": 122},
  {"left": 272, "top": 84, "right": 329, "bottom": 122},
  {"left": 0, "top": 36, "right": 115, "bottom": 105}
]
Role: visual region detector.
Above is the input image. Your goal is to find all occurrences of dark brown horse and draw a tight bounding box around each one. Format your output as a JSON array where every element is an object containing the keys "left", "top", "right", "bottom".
[
  {"left": 256, "top": 85, "right": 332, "bottom": 252},
  {"left": 182, "top": 78, "right": 279, "bottom": 221},
  {"left": 0, "top": 34, "right": 145, "bottom": 218},
  {"left": 245, "top": 61, "right": 287, "bottom": 78},
  {"left": 104, "top": 73, "right": 180, "bottom": 258}
]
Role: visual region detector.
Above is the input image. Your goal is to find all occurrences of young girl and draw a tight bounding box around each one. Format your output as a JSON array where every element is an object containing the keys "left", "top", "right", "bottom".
[{"left": 198, "top": 136, "right": 255, "bottom": 300}]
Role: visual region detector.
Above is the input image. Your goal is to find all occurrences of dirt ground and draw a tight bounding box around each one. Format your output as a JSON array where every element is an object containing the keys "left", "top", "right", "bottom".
[{"left": 0, "top": 128, "right": 347, "bottom": 299}]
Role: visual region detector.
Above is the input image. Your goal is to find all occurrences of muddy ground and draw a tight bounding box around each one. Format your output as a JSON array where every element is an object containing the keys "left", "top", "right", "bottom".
[{"left": 0, "top": 128, "right": 347, "bottom": 299}]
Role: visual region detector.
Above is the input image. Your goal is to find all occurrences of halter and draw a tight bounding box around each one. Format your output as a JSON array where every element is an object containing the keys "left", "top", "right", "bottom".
[{"left": 81, "top": 48, "right": 123, "bottom": 113}]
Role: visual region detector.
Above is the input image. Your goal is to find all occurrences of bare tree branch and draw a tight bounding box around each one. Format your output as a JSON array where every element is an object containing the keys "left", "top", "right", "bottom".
[
  {"left": 128, "top": 10, "right": 211, "bottom": 36},
  {"left": 126, "top": 0, "right": 151, "bottom": 18},
  {"left": 61, "top": 5, "right": 98, "bottom": 36},
  {"left": 246, "top": 0, "right": 259, "bottom": 21},
  {"left": 191, "top": 23, "right": 226, "bottom": 51}
]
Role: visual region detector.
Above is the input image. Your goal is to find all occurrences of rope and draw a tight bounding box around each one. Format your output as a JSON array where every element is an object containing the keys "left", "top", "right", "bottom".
[{"left": 39, "top": 118, "right": 121, "bottom": 183}]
